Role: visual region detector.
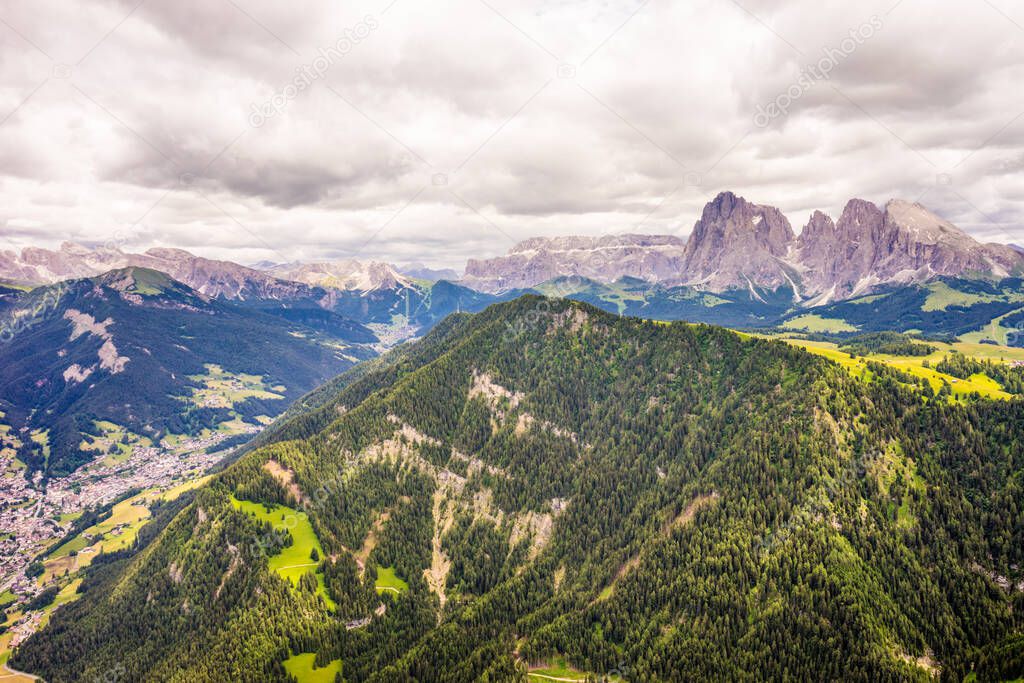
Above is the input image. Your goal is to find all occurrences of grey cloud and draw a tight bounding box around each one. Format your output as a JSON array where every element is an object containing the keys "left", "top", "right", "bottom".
[{"left": 0, "top": 0, "right": 1023, "bottom": 269}]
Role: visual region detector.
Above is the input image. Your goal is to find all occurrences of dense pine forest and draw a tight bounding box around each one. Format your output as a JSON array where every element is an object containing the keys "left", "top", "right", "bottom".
[{"left": 12, "top": 296, "right": 1024, "bottom": 682}]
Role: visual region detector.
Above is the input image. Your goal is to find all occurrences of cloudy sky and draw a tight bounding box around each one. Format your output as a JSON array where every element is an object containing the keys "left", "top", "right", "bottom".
[{"left": 1, "top": 0, "right": 1023, "bottom": 268}]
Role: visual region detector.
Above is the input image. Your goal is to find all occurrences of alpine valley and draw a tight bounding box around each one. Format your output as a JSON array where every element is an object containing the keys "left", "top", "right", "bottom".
[{"left": 1, "top": 192, "right": 1023, "bottom": 682}]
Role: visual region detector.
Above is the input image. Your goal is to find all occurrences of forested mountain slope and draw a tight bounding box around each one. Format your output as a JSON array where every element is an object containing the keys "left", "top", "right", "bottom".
[
  {"left": 0, "top": 268, "right": 374, "bottom": 476},
  {"left": 13, "top": 297, "right": 1024, "bottom": 682}
]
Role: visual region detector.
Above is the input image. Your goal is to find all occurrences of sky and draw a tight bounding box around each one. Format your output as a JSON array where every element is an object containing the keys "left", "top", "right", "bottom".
[{"left": 1, "top": 0, "right": 1023, "bottom": 269}]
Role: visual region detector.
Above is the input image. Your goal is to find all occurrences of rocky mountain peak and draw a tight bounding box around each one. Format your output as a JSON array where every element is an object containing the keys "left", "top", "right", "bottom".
[
  {"left": 790, "top": 197, "right": 1024, "bottom": 299},
  {"left": 834, "top": 198, "right": 885, "bottom": 238},
  {"left": 883, "top": 199, "right": 978, "bottom": 248},
  {"left": 145, "top": 247, "right": 197, "bottom": 261},
  {"left": 59, "top": 241, "right": 97, "bottom": 256},
  {"left": 268, "top": 260, "right": 412, "bottom": 292},
  {"left": 679, "top": 191, "right": 795, "bottom": 291},
  {"left": 801, "top": 210, "right": 835, "bottom": 240}
]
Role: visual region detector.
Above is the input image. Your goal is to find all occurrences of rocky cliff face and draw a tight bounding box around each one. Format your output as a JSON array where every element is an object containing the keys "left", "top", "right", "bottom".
[
  {"left": 795, "top": 199, "right": 886, "bottom": 300},
  {"left": 461, "top": 192, "right": 1024, "bottom": 302},
  {"left": 268, "top": 260, "right": 412, "bottom": 292},
  {"left": 678, "top": 191, "right": 796, "bottom": 292},
  {"left": 461, "top": 234, "right": 687, "bottom": 293},
  {"left": 796, "top": 199, "right": 1024, "bottom": 299},
  {"left": 142, "top": 248, "right": 317, "bottom": 301}
]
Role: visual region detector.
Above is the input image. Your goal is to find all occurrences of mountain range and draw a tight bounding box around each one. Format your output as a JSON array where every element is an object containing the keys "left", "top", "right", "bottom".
[
  {"left": 0, "top": 242, "right": 510, "bottom": 344},
  {"left": 465, "top": 192, "right": 1024, "bottom": 303},
  {"left": 4, "top": 193, "right": 1021, "bottom": 309}
]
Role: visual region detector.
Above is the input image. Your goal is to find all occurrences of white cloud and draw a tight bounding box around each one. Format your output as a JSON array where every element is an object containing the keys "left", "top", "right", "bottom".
[{"left": 0, "top": 0, "right": 1022, "bottom": 268}]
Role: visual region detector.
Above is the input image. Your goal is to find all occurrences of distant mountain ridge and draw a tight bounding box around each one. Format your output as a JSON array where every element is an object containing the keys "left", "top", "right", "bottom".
[
  {"left": 268, "top": 260, "right": 412, "bottom": 292},
  {"left": 462, "top": 234, "right": 687, "bottom": 292},
  {"left": 0, "top": 244, "right": 502, "bottom": 344},
  {"left": 3, "top": 191, "right": 1021, "bottom": 311},
  {"left": 0, "top": 242, "right": 321, "bottom": 302},
  {"left": 460, "top": 192, "right": 1024, "bottom": 302},
  {"left": 397, "top": 263, "right": 462, "bottom": 281}
]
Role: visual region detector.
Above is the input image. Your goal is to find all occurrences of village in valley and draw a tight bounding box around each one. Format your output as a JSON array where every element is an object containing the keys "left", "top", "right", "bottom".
[{"left": 0, "top": 421, "right": 258, "bottom": 658}]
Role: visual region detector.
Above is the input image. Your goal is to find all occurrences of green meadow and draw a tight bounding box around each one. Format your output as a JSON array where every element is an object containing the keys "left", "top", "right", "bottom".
[
  {"left": 783, "top": 339, "right": 1018, "bottom": 400},
  {"left": 230, "top": 496, "right": 336, "bottom": 610},
  {"left": 780, "top": 314, "right": 858, "bottom": 333},
  {"left": 374, "top": 566, "right": 409, "bottom": 595},
  {"left": 282, "top": 652, "right": 342, "bottom": 683}
]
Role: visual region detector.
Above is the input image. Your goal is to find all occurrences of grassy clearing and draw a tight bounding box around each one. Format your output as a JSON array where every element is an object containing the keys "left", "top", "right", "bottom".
[
  {"left": 44, "top": 478, "right": 208, "bottom": 572},
  {"left": 57, "top": 511, "right": 82, "bottom": 524},
  {"left": 49, "top": 535, "right": 87, "bottom": 559},
  {"left": 920, "top": 281, "right": 1022, "bottom": 312},
  {"left": 230, "top": 497, "right": 335, "bottom": 610},
  {"left": 79, "top": 420, "right": 152, "bottom": 465},
  {"left": 783, "top": 339, "right": 1016, "bottom": 400},
  {"left": 374, "top": 566, "right": 409, "bottom": 595},
  {"left": 959, "top": 307, "right": 1024, "bottom": 346},
  {"left": 126, "top": 268, "right": 174, "bottom": 296},
  {"left": 527, "top": 658, "right": 589, "bottom": 681},
  {"left": 150, "top": 475, "right": 213, "bottom": 502},
  {"left": 91, "top": 501, "right": 151, "bottom": 551},
  {"left": 42, "top": 498, "right": 152, "bottom": 582},
  {"left": 28, "top": 430, "right": 49, "bottom": 469},
  {"left": 282, "top": 653, "right": 341, "bottom": 683},
  {"left": 52, "top": 580, "right": 81, "bottom": 608},
  {"left": 0, "top": 417, "right": 23, "bottom": 461},
  {"left": 185, "top": 364, "right": 285, "bottom": 410},
  {"left": 781, "top": 314, "right": 858, "bottom": 333}
]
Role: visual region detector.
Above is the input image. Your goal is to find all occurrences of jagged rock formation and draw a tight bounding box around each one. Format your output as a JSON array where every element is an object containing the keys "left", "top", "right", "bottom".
[
  {"left": 4, "top": 193, "right": 1022, "bottom": 306},
  {"left": 461, "top": 193, "right": 1024, "bottom": 303},
  {"left": 268, "top": 260, "right": 412, "bottom": 292},
  {"left": 0, "top": 243, "right": 317, "bottom": 301},
  {"left": 676, "top": 191, "right": 796, "bottom": 293},
  {"left": 462, "top": 235, "right": 686, "bottom": 293},
  {"left": 795, "top": 199, "right": 1023, "bottom": 300}
]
